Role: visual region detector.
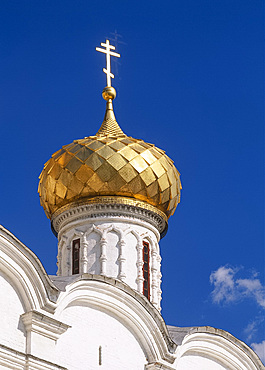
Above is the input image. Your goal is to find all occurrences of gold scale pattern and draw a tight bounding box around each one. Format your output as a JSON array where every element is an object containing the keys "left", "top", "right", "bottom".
[{"left": 38, "top": 107, "right": 181, "bottom": 219}]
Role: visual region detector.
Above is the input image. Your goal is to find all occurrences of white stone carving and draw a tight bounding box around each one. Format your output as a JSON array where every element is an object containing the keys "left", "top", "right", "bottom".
[
  {"left": 21, "top": 310, "right": 70, "bottom": 342},
  {"left": 55, "top": 203, "right": 163, "bottom": 310},
  {"left": 52, "top": 202, "right": 166, "bottom": 237},
  {"left": 118, "top": 238, "right": 126, "bottom": 280}
]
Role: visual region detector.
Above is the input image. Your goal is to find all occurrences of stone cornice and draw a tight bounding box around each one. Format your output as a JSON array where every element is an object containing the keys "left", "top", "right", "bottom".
[
  {"left": 21, "top": 310, "right": 70, "bottom": 341},
  {"left": 51, "top": 198, "right": 168, "bottom": 237}
]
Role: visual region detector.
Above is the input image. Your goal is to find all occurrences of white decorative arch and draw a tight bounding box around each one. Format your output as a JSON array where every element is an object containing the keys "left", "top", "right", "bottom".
[
  {"left": 84, "top": 224, "right": 103, "bottom": 239},
  {"left": 54, "top": 276, "right": 176, "bottom": 366},
  {"left": 59, "top": 228, "right": 84, "bottom": 276},
  {"left": 102, "top": 224, "right": 123, "bottom": 239},
  {"left": 176, "top": 328, "right": 264, "bottom": 370},
  {"left": 0, "top": 226, "right": 58, "bottom": 313},
  {"left": 141, "top": 231, "right": 159, "bottom": 253},
  {"left": 124, "top": 227, "right": 141, "bottom": 244}
]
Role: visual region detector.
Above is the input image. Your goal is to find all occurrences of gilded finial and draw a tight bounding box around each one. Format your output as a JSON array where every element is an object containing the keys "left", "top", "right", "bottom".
[
  {"left": 102, "top": 86, "right": 116, "bottom": 101},
  {"left": 95, "top": 39, "right": 125, "bottom": 137}
]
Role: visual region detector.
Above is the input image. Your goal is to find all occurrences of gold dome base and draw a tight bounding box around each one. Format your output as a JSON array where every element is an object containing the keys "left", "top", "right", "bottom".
[{"left": 51, "top": 195, "right": 168, "bottom": 237}]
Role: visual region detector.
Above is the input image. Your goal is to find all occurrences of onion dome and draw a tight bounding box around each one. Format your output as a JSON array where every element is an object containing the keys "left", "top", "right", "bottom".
[{"left": 38, "top": 86, "right": 181, "bottom": 231}]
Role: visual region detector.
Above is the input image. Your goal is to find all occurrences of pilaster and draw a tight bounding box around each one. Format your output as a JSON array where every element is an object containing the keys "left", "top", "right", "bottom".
[{"left": 21, "top": 311, "right": 70, "bottom": 363}]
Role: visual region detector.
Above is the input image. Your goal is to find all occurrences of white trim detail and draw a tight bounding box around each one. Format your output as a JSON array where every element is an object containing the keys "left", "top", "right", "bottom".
[{"left": 21, "top": 310, "right": 70, "bottom": 342}]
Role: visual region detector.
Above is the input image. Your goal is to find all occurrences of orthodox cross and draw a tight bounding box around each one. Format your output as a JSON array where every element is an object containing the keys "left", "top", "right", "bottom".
[{"left": 96, "top": 39, "right": 120, "bottom": 87}]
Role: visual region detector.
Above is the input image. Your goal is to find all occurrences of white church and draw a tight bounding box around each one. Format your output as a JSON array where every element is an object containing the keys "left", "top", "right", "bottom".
[{"left": 0, "top": 40, "right": 263, "bottom": 369}]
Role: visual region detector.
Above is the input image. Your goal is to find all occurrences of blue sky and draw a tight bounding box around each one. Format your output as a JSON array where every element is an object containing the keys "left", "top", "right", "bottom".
[{"left": 0, "top": 0, "right": 264, "bottom": 362}]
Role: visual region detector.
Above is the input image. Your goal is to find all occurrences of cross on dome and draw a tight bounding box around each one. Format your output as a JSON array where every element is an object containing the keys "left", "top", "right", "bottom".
[{"left": 96, "top": 39, "right": 120, "bottom": 87}]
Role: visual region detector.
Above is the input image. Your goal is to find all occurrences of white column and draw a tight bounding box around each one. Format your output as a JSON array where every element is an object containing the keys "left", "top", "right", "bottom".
[
  {"left": 118, "top": 238, "right": 126, "bottom": 281},
  {"left": 66, "top": 243, "right": 71, "bottom": 275},
  {"left": 100, "top": 237, "right": 107, "bottom": 275},
  {"left": 80, "top": 234, "right": 88, "bottom": 274},
  {"left": 151, "top": 246, "right": 158, "bottom": 306},
  {"left": 136, "top": 241, "right": 144, "bottom": 293},
  {"left": 57, "top": 235, "right": 68, "bottom": 276},
  {"left": 57, "top": 241, "right": 63, "bottom": 276}
]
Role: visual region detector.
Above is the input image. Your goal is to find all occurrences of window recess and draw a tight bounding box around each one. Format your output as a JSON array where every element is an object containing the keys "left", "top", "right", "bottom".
[
  {"left": 72, "top": 239, "right": 80, "bottom": 275},
  {"left": 142, "top": 241, "right": 150, "bottom": 300}
]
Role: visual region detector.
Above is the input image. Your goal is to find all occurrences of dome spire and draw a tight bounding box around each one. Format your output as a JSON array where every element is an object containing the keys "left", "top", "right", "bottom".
[
  {"left": 95, "top": 39, "right": 126, "bottom": 137},
  {"left": 96, "top": 86, "right": 126, "bottom": 137}
]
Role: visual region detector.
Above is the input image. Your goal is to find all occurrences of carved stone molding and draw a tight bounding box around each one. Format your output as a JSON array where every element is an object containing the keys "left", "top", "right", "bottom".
[
  {"left": 21, "top": 311, "right": 70, "bottom": 341},
  {"left": 52, "top": 200, "right": 168, "bottom": 237}
]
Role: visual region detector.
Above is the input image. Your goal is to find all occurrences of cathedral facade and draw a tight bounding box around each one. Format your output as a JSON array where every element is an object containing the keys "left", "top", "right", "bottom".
[{"left": 0, "top": 40, "right": 263, "bottom": 369}]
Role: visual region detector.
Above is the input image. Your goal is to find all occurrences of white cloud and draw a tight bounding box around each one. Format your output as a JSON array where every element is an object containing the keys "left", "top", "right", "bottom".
[
  {"left": 210, "top": 266, "right": 265, "bottom": 363},
  {"left": 237, "top": 278, "right": 265, "bottom": 308},
  {"left": 251, "top": 340, "right": 265, "bottom": 364},
  {"left": 210, "top": 265, "right": 265, "bottom": 308},
  {"left": 209, "top": 265, "right": 238, "bottom": 304},
  {"left": 244, "top": 316, "right": 264, "bottom": 342}
]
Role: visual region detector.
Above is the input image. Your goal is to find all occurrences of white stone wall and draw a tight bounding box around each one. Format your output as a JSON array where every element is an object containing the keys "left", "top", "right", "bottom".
[
  {"left": 0, "top": 272, "right": 26, "bottom": 353},
  {"left": 55, "top": 303, "right": 147, "bottom": 370},
  {"left": 57, "top": 217, "right": 162, "bottom": 310}
]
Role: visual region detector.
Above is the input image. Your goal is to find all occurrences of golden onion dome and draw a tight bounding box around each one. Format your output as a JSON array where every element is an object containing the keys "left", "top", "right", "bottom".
[{"left": 38, "top": 87, "right": 181, "bottom": 221}]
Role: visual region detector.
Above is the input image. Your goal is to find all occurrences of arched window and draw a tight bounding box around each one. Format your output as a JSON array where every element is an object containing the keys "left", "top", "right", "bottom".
[
  {"left": 72, "top": 239, "right": 80, "bottom": 274},
  {"left": 142, "top": 241, "right": 150, "bottom": 299}
]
